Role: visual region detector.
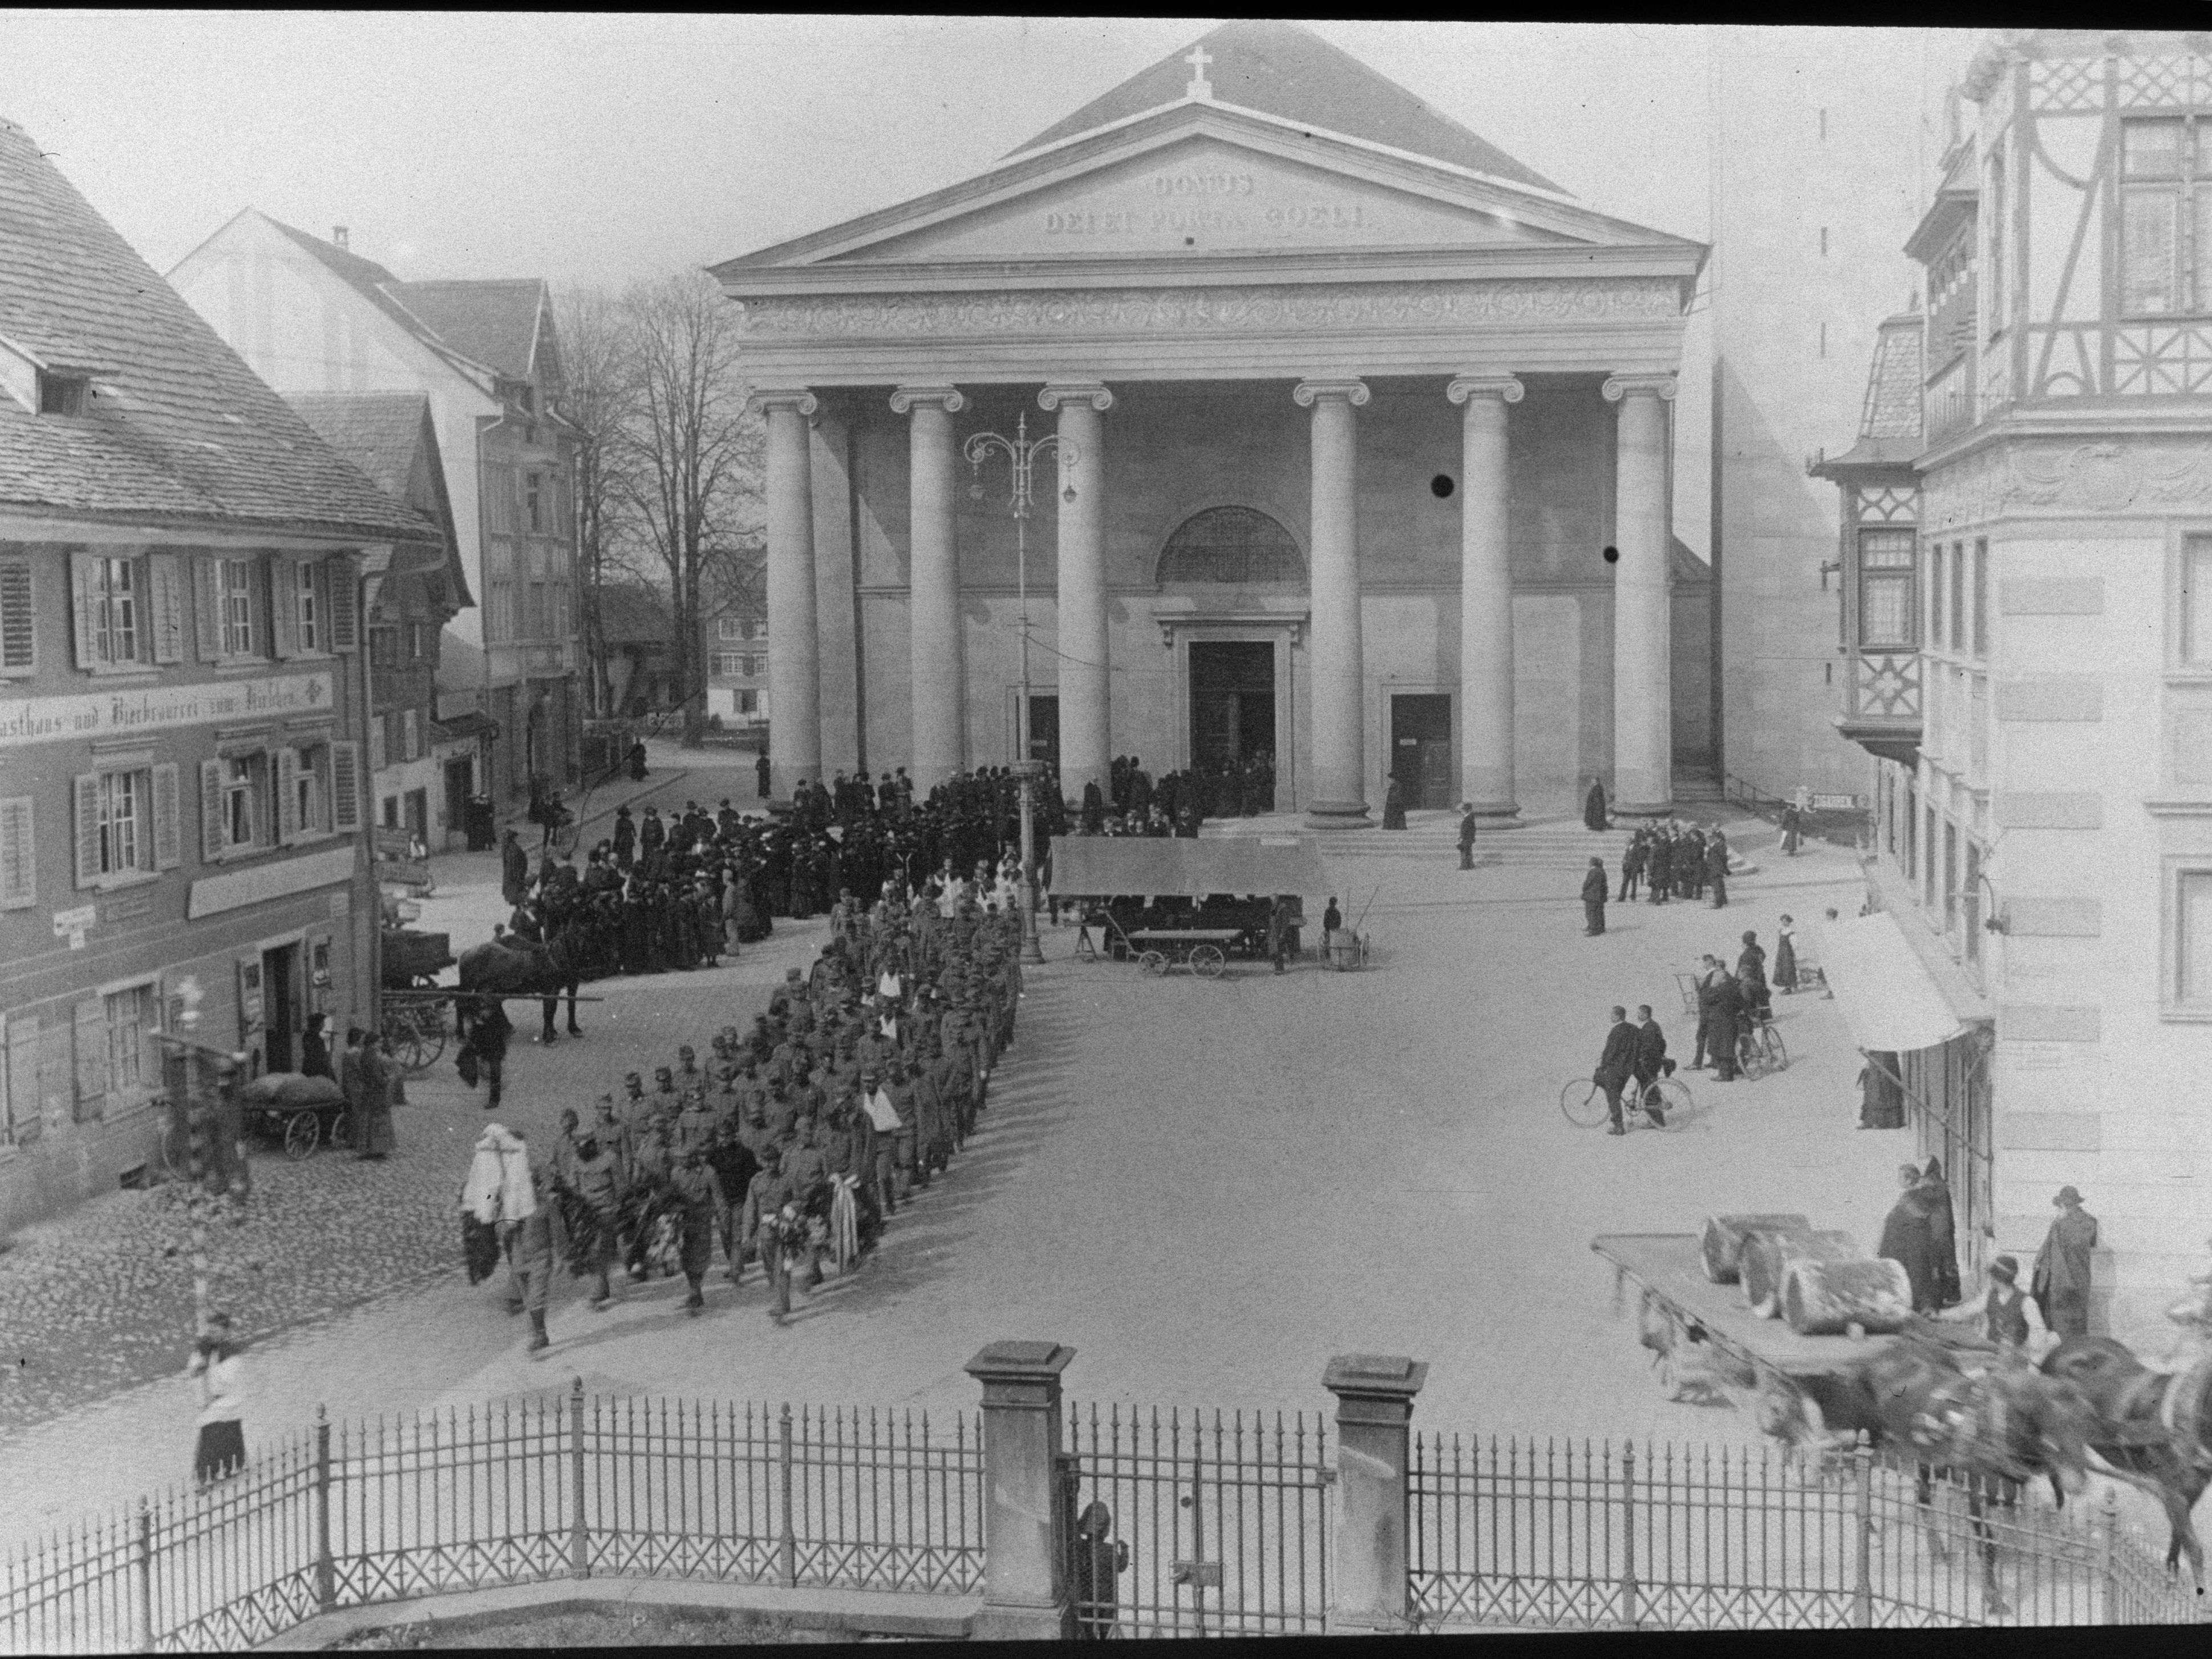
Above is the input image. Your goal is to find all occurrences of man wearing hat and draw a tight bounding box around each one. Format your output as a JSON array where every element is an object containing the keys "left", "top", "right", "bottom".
[
  {"left": 1580, "top": 857, "right": 1609, "bottom": 936},
  {"left": 675, "top": 1046, "right": 703, "bottom": 1093},
  {"left": 1457, "top": 805, "right": 1478, "bottom": 871},
  {"left": 2032, "top": 1185, "right": 2099, "bottom": 1338},
  {"left": 1982, "top": 1254, "right": 2047, "bottom": 1353}
]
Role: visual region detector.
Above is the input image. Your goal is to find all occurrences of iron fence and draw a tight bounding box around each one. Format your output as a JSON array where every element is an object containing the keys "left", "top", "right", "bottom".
[
  {"left": 1058, "top": 1402, "right": 1332, "bottom": 1638},
  {"left": 2, "top": 1383, "right": 983, "bottom": 1654},
  {"left": 1409, "top": 1431, "right": 2203, "bottom": 1632}
]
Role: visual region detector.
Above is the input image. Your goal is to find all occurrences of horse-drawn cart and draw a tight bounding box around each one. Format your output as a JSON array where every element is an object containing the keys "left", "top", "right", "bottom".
[
  {"left": 380, "top": 928, "right": 455, "bottom": 1072},
  {"left": 1594, "top": 1232, "right": 1908, "bottom": 1409}
]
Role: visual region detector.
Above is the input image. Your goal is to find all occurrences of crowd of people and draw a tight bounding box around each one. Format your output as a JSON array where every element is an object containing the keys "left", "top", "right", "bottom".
[
  {"left": 457, "top": 869, "right": 1028, "bottom": 1347},
  {"left": 1615, "top": 823, "right": 1735, "bottom": 908}
]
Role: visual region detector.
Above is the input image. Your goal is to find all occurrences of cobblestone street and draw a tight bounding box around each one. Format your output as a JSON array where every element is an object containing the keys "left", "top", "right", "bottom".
[{"left": 0, "top": 801, "right": 1944, "bottom": 1555}]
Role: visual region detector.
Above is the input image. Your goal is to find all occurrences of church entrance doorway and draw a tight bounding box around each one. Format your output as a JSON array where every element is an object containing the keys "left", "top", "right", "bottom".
[
  {"left": 1390, "top": 694, "right": 1455, "bottom": 810},
  {"left": 1189, "top": 640, "right": 1277, "bottom": 816}
]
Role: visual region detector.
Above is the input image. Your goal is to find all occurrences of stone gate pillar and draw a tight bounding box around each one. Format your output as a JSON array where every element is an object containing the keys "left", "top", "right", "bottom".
[
  {"left": 1322, "top": 1352, "right": 1428, "bottom": 1631},
  {"left": 966, "top": 1340, "right": 1076, "bottom": 1640}
]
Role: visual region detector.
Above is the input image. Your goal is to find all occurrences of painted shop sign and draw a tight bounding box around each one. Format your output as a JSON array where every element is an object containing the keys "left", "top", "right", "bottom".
[{"left": 0, "top": 670, "right": 333, "bottom": 751}]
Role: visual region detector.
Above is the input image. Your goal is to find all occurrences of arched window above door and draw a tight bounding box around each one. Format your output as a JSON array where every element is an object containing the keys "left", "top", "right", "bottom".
[{"left": 1155, "top": 506, "right": 1304, "bottom": 589}]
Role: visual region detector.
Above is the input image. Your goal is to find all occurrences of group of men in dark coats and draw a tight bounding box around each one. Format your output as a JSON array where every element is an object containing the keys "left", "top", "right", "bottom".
[
  {"left": 536, "top": 882, "right": 1025, "bottom": 1324},
  {"left": 1081, "top": 756, "right": 1212, "bottom": 838},
  {"left": 1617, "top": 824, "right": 1732, "bottom": 908}
]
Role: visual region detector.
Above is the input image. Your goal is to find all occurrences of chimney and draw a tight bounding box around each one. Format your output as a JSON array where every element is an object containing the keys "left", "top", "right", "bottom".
[{"left": 332, "top": 225, "right": 350, "bottom": 251}]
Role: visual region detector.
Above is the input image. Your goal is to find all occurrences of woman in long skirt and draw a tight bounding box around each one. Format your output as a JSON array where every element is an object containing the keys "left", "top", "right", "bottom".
[
  {"left": 187, "top": 1313, "right": 247, "bottom": 1486},
  {"left": 1773, "top": 914, "right": 1798, "bottom": 993},
  {"left": 355, "top": 1034, "right": 398, "bottom": 1159}
]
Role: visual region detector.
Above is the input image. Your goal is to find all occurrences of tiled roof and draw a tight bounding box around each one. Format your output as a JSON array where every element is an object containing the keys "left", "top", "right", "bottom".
[
  {"left": 1010, "top": 21, "right": 1564, "bottom": 196},
  {"left": 392, "top": 280, "right": 546, "bottom": 383},
  {"left": 1861, "top": 312, "right": 1925, "bottom": 442},
  {"left": 0, "top": 116, "right": 439, "bottom": 540},
  {"left": 286, "top": 391, "right": 472, "bottom": 604},
  {"left": 261, "top": 216, "right": 483, "bottom": 377}
]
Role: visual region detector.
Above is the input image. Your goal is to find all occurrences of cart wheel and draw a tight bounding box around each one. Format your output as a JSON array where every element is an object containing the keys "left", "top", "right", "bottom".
[
  {"left": 1139, "top": 950, "right": 1167, "bottom": 976},
  {"left": 1559, "top": 1078, "right": 1611, "bottom": 1129},
  {"left": 283, "top": 1110, "right": 319, "bottom": 1159},
  {"left": 327, "top": 1111, "right": 353, "bottom": 1151},
  {"left": 1761, "top": 1024, "right": 1788, "bottom": 1072},
  {"left": 1190, "top": 944, "right": 1226, "bottom": 980}
]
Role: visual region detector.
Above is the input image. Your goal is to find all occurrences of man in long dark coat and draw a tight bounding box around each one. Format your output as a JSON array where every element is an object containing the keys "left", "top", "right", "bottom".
[
  {"left": 1647, "top": 833, "right": 1672, "bottom": 904},
  {"left": 1580, "top": 857, "right": 1609, "bottom": 935},
  {"left": 2032, "top": 1185, "right": 2098, "bottom": 1337},
  {"left": 756, "top": 750, "right": 771, "bottom": 800},
  {"left": 1593, "top": 1005, "right": 1639, "bottom": 1135},
  {"left": 1918, "top": 1158, "right": 1963, "bottom": 1308},
  {"left": 1458, "top": 806, "right": 1478, "bottom": 870},
  {"left": 1583, "top": 777, "right": 1609, "bottom": 831},
  {"left": 1877, "top": 1163, "right": 1942, "bottom": 1313},
  {"left": 500, "top": 829, "right": 530, "bottom": 907}
]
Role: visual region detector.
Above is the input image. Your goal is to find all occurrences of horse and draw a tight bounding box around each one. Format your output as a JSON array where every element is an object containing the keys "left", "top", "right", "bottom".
[
  {"left": 2040, "top": 1335, "right": 2212, "bottom": 1592},
  {"left": 1759, "top": 1332, "right": 2097, "bottom": 1615},
  {"left": 458, "top": 936, "right": 583, "bottom": 1044}
]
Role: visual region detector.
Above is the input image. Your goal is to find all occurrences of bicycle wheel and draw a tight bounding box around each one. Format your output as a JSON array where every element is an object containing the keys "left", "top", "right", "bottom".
[
  {"left": 1190, "top": 944, "right": 1226, "bottom": 980},
  {"left": 1139, "top": 950, "right": 1167, "bottom": 976},
  {"left": 1761, "top": 1024, "right": 1788, "bottom": 1072},
  {"left": 1559, "top": 1078, "right": 1611, "bottom": 1129},
  {"left": 1647, "top": 1076, "right": 1695, "bottom": 1128},
  {"left": 1735, "top": 1037, "right": 1766, "bottom": 1082}
]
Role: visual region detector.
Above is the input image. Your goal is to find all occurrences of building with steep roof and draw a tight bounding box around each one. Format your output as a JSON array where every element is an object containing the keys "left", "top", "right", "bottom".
[
  {"left": 715, "top": 19, "right": 1711, "bottom": 817},
  {"left": 286, "top": 392, "right": 482, "bottom": 850},
  {"left": 165, "top": 213, "right": 581, "bottom": 813},
  {"left": 0, "top": 113, "right": 440, "bottom": 1230}
]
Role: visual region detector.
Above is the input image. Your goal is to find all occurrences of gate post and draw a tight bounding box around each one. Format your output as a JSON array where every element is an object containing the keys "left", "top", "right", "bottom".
[
  {"left": 314, "top": 1406, "right": 335, "bottom": 1612},
  {"left": 966, "top": 1340, "right": 1076, "bottom": 1641},
  {"left": 1321, "top": 1353, "right": 1428, "bottom": 1632}
]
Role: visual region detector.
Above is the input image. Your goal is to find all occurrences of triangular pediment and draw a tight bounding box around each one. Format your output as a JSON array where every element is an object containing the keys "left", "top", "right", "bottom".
[
  {"left": 719, "top": 104, "right": 1691, "bottom": 276},
  {"left": 841, "top": 134, "right": 1581, "bottom": 264}
]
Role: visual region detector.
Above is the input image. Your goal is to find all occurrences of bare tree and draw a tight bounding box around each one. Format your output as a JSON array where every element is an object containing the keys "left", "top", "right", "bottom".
[
  {"left": 551, "top": 285, "right": 646, "bottom": 719},
  {"left": 613, "top": 271, "right": 763, "bottom": 746}
]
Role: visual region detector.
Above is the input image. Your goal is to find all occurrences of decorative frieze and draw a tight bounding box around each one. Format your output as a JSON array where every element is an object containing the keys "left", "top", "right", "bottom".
[
  {"left": 1924, "top": 439, "right": 2212, "bottom": 529},
  {"left": 737, "top": 278, "right": 1684, "bottom": 341}
]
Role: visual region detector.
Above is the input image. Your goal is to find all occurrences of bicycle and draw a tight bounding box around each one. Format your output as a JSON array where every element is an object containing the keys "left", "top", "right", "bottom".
[
  {"left": 1735, "top": 1015, "right": 1788, "bottom": 1081},
  {"left": 1561, "top": 1069, "right": 1696, "bottom": 1131}
]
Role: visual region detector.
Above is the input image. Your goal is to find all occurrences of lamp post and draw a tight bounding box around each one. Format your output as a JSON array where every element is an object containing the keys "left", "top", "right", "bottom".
[{"left": 965, "top": 412, "right": 1071, "bottom": 966}]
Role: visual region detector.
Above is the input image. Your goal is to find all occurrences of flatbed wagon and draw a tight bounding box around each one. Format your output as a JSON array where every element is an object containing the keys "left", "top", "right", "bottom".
[
  {"left": 1124, "top": 926, "right": 1248, "bottom": 978},
  {"left": 1592, "top": 1232, "right": 1906, "bottom": 1408}
]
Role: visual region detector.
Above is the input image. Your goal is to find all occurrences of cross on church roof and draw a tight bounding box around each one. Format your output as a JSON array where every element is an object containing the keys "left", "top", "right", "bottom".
[{"left": 1184, "top": 42, "right": 1214, "bottom": 101}]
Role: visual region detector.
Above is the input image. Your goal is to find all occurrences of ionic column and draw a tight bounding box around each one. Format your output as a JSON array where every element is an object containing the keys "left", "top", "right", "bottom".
[
  {"left": 1603, "top": 374, "right": 1678, "bottom": 816},
  {"left": 892, "top": 384, "right": 968, "bottom": 787},
  {"left": 1447, "top": 375, "right": 1524, "bottom": 817},
  {"left": 755, "top": 388, "right": 819, "bottom": 801},
  {"left": 1295, "top": 378, "right": 1370, "bottom": 821},
  {"left": 1039, "top": 383, "right": 1113, "bottom": 801}
]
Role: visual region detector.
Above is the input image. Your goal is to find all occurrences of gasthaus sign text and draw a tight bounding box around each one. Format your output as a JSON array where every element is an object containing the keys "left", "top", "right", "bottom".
[{"left": 0, "top": 670, "right": 334, "bottom": 749}]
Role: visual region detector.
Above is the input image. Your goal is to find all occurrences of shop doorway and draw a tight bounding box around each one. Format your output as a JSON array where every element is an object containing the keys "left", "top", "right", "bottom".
[
  {"left": 1390, "top": 694, "right": 1455, "bottom": 810},
  {"left": 261, "top": 942, "right": 299, "bottom": 1074}
]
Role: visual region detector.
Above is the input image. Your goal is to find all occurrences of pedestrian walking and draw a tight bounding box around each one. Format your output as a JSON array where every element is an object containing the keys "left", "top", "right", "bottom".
[
  {"left": 1381, "top": 773, "right": 1407, "bottom": 831},
  {"left": 186, "top": 1312, "right": 247, "bottom": 1487},
  {"left": 1266, "top": 894, "right": 1294, "bottom": 974},
  {"left": 1857, "top": 1050, "right": 1905, "bottom": 1129},
  {"left": 2032, "top": 1185, "right": 2098, "bottom": 1338},
  {"left": 465, "top": 993, "right": 512, "bottom": 1112},
  {"left": 1705, "top": 831, "right": 1730, "bottom": 908},
  {"left": 1780, "top": 802, "right": 1803, "bottom": 857},
  {"left": 1618, "top": 831, "right": 1644, "bottom": 902},
  {"left": 756, "top": 750, "right": 772, "bottom": 799},
  {"left": 667, "top": 1147, "right": 730, "bottom": 1317},
  {"left": 1580, "top": 857, "right": 1609, "bottom": 935},
  {"left": 1457, "top": 805, "right": 1477, "bottom": 870},
  {"left": 1919, "top": 1157, "right": 1963, "bottom": 1309},
  {"left": 1773, "top": 915, "right": 1798, "bottom": 993},
  {"left": 505, "top": 1166, "right": 561, "bottom": 1354},
  {"left": 569, "top": 1126, "right": 627, "bottom": 1310},
  {"left": 500, "top": 828, "right": 529, "bottom": 907}
]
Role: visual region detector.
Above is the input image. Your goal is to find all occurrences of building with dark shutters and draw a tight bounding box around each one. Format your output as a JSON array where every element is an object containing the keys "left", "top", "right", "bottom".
[{"left": 0, "top": 113, "right": 440, "bottom": 1232}]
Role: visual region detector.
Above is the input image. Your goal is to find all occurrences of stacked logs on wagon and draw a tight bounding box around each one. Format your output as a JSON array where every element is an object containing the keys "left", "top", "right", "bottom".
[{"left": 1701, "top": 1211, "right": 1911, "bottom": 1337}]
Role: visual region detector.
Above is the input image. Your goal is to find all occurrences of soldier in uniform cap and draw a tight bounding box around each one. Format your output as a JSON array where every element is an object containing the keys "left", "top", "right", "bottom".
[{"left": 675, "top": 1045, "right": 703, "bottom": 1092}]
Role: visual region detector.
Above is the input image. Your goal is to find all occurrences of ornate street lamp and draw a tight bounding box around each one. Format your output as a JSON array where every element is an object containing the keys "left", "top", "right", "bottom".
[{"left": 965, "top": 411, "right": 1073, "bottom": 966}]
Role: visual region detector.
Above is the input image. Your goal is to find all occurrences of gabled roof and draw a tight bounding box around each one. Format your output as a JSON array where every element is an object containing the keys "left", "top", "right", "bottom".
[
  {"left": 0, "top": 115, "right": 436, "bottom": 541},
  {"left": 391, "top": 279, "right": 549, "bottom": 384},
  {"left": 286, "top": 391, "right": 473, "bottom": 605},
  {"left": 1012, "top": 21, "right": 1563, "bottom": 197},
  {"left": 260, "top": 214, "right": 490, "bottom": 380}
]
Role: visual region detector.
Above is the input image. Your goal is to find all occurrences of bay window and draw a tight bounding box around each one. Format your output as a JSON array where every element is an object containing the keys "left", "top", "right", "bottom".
[{"left": 1858, "top": 529, "right": 1917, "bottom": 648}]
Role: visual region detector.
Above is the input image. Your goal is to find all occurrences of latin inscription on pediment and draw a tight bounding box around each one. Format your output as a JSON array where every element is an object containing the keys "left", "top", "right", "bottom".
[{"left": 848, "top": 143, "right": 1574, "bottom": 263}]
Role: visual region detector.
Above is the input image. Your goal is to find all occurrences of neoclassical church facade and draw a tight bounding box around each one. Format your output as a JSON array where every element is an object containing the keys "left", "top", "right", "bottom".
[{"left": 715, "top": 22, "right": 1711, "bottom": 820}]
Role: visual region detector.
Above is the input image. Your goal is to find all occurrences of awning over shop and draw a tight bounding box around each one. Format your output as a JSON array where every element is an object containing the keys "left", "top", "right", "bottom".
[
  {"left": 431, "top": 711, "right": 500, "bottom": 744},
  {"left": 1814, "top": 911, "right": 1972, "bottom": 1053},
  {"left": 1046, "top": 834, "right": 1334, "bottom": 899}
]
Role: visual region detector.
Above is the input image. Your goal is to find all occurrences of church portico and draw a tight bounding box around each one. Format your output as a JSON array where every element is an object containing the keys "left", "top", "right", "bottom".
[{"left": 716, "top": 22, "right": 1711, "bottom": 821}]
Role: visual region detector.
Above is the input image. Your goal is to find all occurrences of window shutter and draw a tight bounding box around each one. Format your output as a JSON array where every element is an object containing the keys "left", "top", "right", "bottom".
[
  {"left": 250, "top": 557, "right": 272, "bottom": 659},
  {"left": 270, "top": 555, "right": 299, "bottom": 658},
  {"left": 69, "top": 551, "right": 98, "bottom": 668},
  {"left": 0, "top": 560, "right": 33, "bottom": 672},
  {"left": 72, "top": 773, "right": 101, "bottom": 887},
  {"left": 330, "top": 740, "right": 362, "bottom": 831},
  {"left": 151, "top": 763, "right": 181, "bottom": 869},
  {"left": 72, "top": 997, "right": 108, "bottom": 1121},
  {"left": 277, "top": 748, "right": 301, "bottom": 844},
  {"left": 0, "top": 797, "right": 32, "bottom": 908},
  {"left": 193, "top": 557, "right": 224, "bottom": 660},
  {"left": 313, "top": 561, "right": 332, "bottom": 651},
  {"left": 327, "top": 558, "right": 358, "bottom": 650},
  {"left": 7, "top": 1015, "right": 38, "bottom": 1149},
  {"left": 147, "top": 554, "right": 184, "bottom": 664},
  {"left": 200, "top": 758, "right": 226, "bottom": 862}
]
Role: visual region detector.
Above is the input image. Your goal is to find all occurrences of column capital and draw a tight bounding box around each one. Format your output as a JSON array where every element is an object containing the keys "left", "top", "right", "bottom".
[
  {"left": 748, "top": 387, "right": 818, "bottom": 417},
  {"left": 1038, "top": 382, "right": 1113, "bottom": 413},
  {"left": 1294, "top": 377, "right": 1370, "bottom": 409},
  {"left": 1602, "top": 373, "right": 1679, "bottom": 403},
  {"left": 1447, "top": 374, "right": 1525, "bottom": 405},
  {"left": 890, "top": 384, "right": 966, "bottom": 415}
]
